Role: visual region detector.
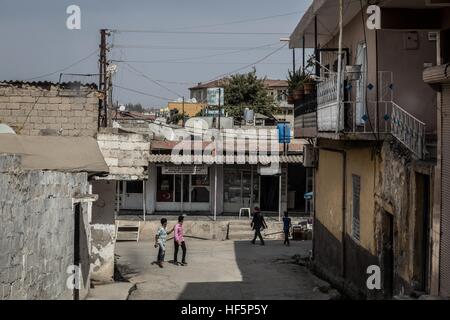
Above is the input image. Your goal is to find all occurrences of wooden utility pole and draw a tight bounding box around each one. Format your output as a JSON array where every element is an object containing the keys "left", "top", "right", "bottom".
[
  {"left": 98, "top": 29, "right": 110, "bottom": 128},
  {"left": 182, "top": 96, "right": 185, "bottom": 127}
]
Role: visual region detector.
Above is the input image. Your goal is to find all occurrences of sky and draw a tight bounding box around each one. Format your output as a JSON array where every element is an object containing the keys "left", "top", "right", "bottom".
[{"left": 0, "top": 0, "right": 312, "bottom": 108}]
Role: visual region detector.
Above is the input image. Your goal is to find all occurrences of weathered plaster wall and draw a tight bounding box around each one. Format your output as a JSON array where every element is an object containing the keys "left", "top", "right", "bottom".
[
  {"left": 0, "top": 82, "right": 98, "bottom": 137},
  {"left": 90, "top": 180, "right": 116, "bottom": 283},
  {"left": 0, "top": 155, "right": 91, "bottom": 300},
  {"left": 375, "top": 137, "right": 435, "bottom": 296}
]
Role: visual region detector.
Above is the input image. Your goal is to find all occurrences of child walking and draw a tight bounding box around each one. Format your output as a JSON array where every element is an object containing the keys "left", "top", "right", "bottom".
[
  {"left": 282, "top": 212, "right": 292, "bottom": 246},
  {"left": 154, "top": 218, "right": 173, "bottom": 268}
]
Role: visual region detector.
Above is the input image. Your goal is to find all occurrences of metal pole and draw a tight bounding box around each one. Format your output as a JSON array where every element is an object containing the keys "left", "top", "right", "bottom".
[
  {"left": 302, "top": 35, "right": 306, "bottom": 74},
  {"left": 218, "top": 88, "right": 221, "bottom": 129},
  {"left": 115, "top": 181, "right": 120, "bottom": 219},
  {"left": 143, "top": 180, "right": 146, "bottom": 222},
  {"left": 278, "top": 173, "right": 282, "bottom": 222},
  {"left": 182, "top": 96, "right": 185, "bottom": 127},
  {"left": 214, "top": 165, "right": 218, "bottom": 221},
  {"left": 292, "top": 48, "right": 296, "bottom": 73},
  {"left": 336, "top": 0, "right": 344, "bottom": 133},
  {"left": 314, "top": 16, "right": 320, "bottom": 77}
]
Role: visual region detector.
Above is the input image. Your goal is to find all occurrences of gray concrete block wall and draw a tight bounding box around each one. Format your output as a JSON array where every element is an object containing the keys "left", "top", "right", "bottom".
[
  {"left": 0, "top": 155, "right": 90, "bottom": 300},
  {"left": 0, "top": 82, "right": 98, "bottom": 137}
]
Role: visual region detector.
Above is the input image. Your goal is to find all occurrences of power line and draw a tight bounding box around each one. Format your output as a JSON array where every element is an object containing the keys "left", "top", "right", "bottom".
[
  {"left": 111, "top": 30, "right": 289, "bottom": 35},
  {"left": 116, "top": 60, "right": 290, "bottom": 65},
  {"left": 113, "top": 84, "right": 174, "bottom": 101},
  {"left": 24, "top": 49, "right": 99, "bottom": 81},
  {"left": 204, "top": 43, "right": 288, "bottom": 83},
  {"left": 122, "top": 62, "right": 183, "bottom": 98},
  {"left": 112, "top": 44, "right": 282, "bottom": 50},
  {"left": 150, "top": 10, "right": 306, "bottom": 31}
]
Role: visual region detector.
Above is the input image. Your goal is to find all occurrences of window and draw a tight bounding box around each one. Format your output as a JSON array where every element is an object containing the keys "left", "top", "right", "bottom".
[
  {"left": 352, "top": 175, "right": 361, "bottom": 241},
  {"left": 126, "top": 181, "right": 143, "bottom": 194},
  {"left": 157, "top": 167, "right": 174, "bottom": 202}
]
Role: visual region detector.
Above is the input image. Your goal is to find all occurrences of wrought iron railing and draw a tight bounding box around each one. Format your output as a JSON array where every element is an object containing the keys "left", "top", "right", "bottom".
[{"left": 391, "top": 102, "right": 426, "bottom": 159}]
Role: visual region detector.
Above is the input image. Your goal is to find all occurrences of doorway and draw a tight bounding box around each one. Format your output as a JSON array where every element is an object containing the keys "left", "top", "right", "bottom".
[
  {"left": 381, "top": 211, "right": 394, "bottom": 298},
  {"left": 414, "top": 173, "right": 431, "bottom": 293},
  {"left": 260, "top": 176, "right": 279, "bottom": 212}
]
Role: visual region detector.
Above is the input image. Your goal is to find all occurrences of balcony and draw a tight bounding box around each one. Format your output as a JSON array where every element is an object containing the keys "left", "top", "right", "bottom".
[{"left": 293, "top": 71, "right": 427, "bottom": 159}]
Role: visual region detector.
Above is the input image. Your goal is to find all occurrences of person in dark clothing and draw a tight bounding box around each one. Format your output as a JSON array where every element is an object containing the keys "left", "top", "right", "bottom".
[
  {"left": 282, "top": 212, "right": 292, "bottom": 246},
  {"left": 251, "top": 207, "right": 267, "bottom": 245}
]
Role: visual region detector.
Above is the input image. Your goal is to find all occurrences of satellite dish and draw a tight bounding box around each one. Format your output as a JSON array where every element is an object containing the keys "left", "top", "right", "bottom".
[
  {"left": 0, "top": 124, "right": 15, "bottom": 134},
  {"left": 191, "top": 98, "right": 197, "bottom": 103},
  {"left": 119, "top": 105, "right": 126, "bottom": 111},
  {"left": 177, "top": 97, "right": 183, "bottom": 103}
]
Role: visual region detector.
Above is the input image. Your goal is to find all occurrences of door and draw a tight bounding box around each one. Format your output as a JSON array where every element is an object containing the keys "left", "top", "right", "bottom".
[
  {"left": 355, "top": 42, "right": 367, "bottom": 126},
  {"left": 260, "top": 176, "right": 279, "bottom": 212},
  {"left": 121, "top": 181, "right": 144, "bottom": 210},
  {"left": 382, "top": 211, "right": 394, "bottom": 298}
]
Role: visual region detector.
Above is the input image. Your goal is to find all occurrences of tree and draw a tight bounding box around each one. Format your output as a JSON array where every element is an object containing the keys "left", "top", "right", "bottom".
[{"left": 223, "top": 69, "right": 279, "bottom": 118}]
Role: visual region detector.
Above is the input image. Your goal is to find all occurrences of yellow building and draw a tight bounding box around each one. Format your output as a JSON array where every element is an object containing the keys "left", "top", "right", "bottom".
[{"left": 167, "top": 101, "right": 206, "bottom": 117}]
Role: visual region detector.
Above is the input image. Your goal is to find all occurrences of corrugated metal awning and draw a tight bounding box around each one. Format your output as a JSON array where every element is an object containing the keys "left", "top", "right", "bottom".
[{"left": 147, "top": 154, "right": 303, "bottom": 164}]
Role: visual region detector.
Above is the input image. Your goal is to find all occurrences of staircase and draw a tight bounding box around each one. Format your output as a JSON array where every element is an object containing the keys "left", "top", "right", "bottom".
[{"left": 227, "top": 220, "right": 254, "bottom": 240}]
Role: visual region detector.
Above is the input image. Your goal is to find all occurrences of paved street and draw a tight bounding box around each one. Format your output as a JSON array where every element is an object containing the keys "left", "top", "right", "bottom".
[{"left": 115, "top": 238, "right": 331, "bottom": 300}]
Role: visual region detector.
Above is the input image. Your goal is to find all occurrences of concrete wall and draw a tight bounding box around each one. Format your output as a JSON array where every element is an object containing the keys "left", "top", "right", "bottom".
[
  {"left": 0, "top": 82, "right": 98, "bottom": 136},
  {"left": 0, "top": 154, "right": 91, "bottom": 300},
  {"left": 378, "top": 30, "right": 437, "bottom": 133},
  {"left": 90, "top": 180, "right": 117, "bottom": 283},
  {"left": 96, "top": 130, "right": 150, "bottom": 180}
]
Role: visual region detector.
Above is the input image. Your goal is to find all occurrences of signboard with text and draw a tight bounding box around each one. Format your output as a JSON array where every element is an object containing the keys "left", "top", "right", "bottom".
[
  {"left": 162, "top": 165, "right": 208, "bottom": 175},
  {"left": 207, "top": 87, "right": 224, "bottom": 106}
]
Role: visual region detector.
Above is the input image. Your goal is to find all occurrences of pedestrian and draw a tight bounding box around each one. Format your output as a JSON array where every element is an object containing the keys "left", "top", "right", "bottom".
[
  {"left": 174, "top": 215, "right": 187, "bottom": 266},
  {"left": 282, "top": 211, "right": 292, "bottom": 246},
  {"left": 251, "top": 207, "right": 267, "bottom": 245},
  {"left": 154, "top": 218, "right": 173, "bottom": 268}
]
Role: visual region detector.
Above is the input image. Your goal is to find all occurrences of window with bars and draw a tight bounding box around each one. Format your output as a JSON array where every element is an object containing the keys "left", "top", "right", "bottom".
[{"left": 352, "top": 174, "right": 361, "bottom": 241}]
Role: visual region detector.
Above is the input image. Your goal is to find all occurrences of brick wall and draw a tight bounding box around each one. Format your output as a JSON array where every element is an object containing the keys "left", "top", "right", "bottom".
[
  {"left": 0, "top": 155, "right": 91, "bottom": 300},
  {"left": 0, "top": 82, "right": 99, "bottom": 137}
]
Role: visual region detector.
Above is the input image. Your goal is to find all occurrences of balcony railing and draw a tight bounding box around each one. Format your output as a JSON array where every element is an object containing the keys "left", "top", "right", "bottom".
[
  {"left": 312, "top": 71, "right": 427, "bottom": 158},
  {"left": 391, "top": 102, "right": 426, "bottom": 159}
]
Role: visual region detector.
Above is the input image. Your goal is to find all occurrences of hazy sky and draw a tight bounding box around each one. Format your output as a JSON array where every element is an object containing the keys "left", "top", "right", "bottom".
[{"left": 0, "top": 0, "right": 312, "bottom": 107}]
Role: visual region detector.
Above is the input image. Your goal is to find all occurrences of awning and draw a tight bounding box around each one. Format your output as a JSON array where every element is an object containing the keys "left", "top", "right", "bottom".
[
  {"left": 289, "top": 0, "right": 366, "bottom": 49},
  {"left": 147, "top": 154, "right": 303, "bottom": 164},
  {"left": 0, "top": 134, "right": 109, "bottom": 174}
]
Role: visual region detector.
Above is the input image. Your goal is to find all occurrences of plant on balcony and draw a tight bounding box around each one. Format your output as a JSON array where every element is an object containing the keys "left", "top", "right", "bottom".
[
  {"left": 303, "top": 76, "right": 315, "bottom": 95},
  {"left": 287, "top": 70, "right": 304, "bottom": 102}
]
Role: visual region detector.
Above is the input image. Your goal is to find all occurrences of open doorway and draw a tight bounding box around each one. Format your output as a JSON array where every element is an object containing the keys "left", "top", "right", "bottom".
[
  {"left": 260, "top": 176, "right": 279, "bottom": 212},
  {"left": 414, "top": 173, "right": 431, "bottom": 293},
  {"left": 381, "top": 210, "right": 394, "bottom": 298}
]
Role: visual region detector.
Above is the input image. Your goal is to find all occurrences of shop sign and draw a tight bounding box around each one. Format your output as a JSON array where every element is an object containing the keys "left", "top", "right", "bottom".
[{"left": 162, "top": 165, "right": 208, "bottom": 175}]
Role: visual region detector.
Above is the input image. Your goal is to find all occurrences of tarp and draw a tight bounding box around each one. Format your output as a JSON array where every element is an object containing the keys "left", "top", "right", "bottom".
[{"left": 0, "top": 134, "right": 109, "bottom": 174}]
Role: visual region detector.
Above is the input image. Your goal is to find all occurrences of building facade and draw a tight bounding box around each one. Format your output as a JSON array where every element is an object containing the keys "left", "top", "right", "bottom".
[{"left": 290, "top": 0, "right": 449, "bottom": 298}]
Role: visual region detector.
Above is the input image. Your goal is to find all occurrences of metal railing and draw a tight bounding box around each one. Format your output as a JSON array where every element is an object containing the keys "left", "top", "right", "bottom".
[{"left": 391, "top": 102, "right": 426, "bottom": 159}]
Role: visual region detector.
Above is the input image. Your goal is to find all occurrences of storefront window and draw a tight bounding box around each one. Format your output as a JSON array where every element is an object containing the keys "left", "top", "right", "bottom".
[
  {"left": 126, "top": 181, "right": 143, "bottom": 194},
  {"left": 157, "top": 167, "right": 174, "bottom": 202}
]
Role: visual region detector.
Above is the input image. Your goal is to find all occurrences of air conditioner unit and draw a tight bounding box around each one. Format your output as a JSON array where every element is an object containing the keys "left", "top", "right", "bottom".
[
  {"left": 303, "top": 144, "right": 317, "bottom": 168},
  {"left": 426, "top": 0, "right": 450, "bottom": 7}
]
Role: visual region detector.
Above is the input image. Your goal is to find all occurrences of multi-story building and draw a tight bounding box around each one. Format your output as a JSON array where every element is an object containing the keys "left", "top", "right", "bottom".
[{"left": 289, "top": 0, "right": 450, "bottom": 299}]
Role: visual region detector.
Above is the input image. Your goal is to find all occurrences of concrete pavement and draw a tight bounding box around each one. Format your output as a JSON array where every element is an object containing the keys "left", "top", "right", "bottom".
[{"left": 114, "top": 238, "right": 333, "bottom": 300}]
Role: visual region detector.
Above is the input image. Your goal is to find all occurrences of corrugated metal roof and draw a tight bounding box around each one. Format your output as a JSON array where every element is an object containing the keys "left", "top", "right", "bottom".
[{"left": 147, "top": 154, "right": 302, "bottom": 164}]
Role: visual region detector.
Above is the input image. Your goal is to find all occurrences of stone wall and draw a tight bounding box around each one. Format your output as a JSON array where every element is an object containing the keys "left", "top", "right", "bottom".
[
  {"left": 0, "top": 154, "right": 91, "bottom": 300},
  {"left": 0, "top": 81, "right": 98, "bottom": 137}
]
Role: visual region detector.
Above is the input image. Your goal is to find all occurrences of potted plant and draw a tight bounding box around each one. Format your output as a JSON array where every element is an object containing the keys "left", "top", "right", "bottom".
[
  {"left": 287, "top": 71, "right": 304, "bottom": 102},
  {"left": 303, "top": 76, "right": 315, "bottom": 95}
]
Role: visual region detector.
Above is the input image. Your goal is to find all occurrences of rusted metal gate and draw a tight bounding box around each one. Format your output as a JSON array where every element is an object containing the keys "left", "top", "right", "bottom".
[{"left": 440, "top": 83, "right": 450, "bottom": 297}]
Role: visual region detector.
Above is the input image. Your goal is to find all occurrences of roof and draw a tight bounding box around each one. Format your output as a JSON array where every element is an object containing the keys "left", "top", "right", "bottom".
[
  {"left": 289, "top": 0, "right": 364, "bottom": 49},
  {"left": 189, "top": 78, "right": 288, "bottom": 90},
  {"left": 148, "top": 154, "right": 302, "bottom": 164},
  {"left": 112, "top": 110, "right": 156, "bottom": 121},
  {"left": 0, "top": 134, "right": 109, "bottom": 174},
  {"left": 0, "top": 81, "right": 97, "bottom": 90}
]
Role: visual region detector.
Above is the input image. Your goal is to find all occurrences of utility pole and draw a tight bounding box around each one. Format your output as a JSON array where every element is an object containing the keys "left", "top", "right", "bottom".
[
  {"left": 98, "top": 29, "right": 110, "bottom": 128},
  {"left": 336, "top": 0, "right": 344, "bottom": 133},
  {"left": 217, "top": 87, "right": 221, "bottom": 130},
  {"left": 182, "top": 96, "right": 185, "bottom": 127}
]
